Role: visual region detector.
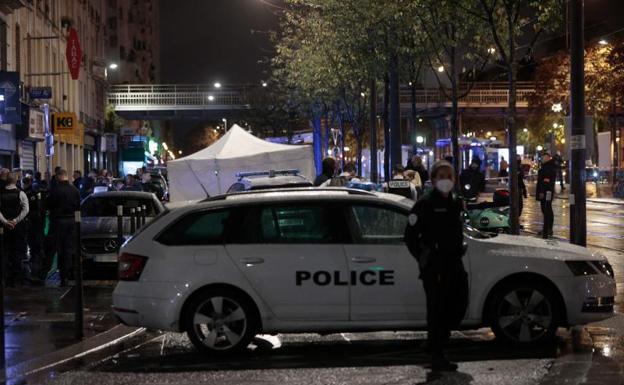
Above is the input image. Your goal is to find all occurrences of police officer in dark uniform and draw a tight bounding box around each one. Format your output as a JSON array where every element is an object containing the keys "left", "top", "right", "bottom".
[
  {"left": 46, "top": 169, "right": 81, "bottom": 286},
  {"left": 405, "top": 160, "right": 468, "bottom": 372},
  {"left": 0, "top": 173, "right": 30, "bottom": 286},
  {"left": 385, "top": 165, "right": 417, "bottom": 200},
  {"left": 536, "top": 152, "right": 557, "bottom": 239},
  {"left": 22, "top": 175, "right": 46, "bottom": 284},
  {"left": 459, "top": 158, "right": 485, "bottom": 200}
]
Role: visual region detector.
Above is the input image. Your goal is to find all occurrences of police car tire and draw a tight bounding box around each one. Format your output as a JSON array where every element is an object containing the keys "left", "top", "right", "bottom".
[
  {"left": 488, "top": 280, "right": 562, "bottom": 346},
  {"left": 183, "top": 288, "right": 258, "bottom": 355}
]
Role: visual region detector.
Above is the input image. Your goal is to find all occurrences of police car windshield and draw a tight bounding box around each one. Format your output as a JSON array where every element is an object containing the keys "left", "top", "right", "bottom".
[{"left": 464, "top": 225, "right": 496, "bottom": 239}]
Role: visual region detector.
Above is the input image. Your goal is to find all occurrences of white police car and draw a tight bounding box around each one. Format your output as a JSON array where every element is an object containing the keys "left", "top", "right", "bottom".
[{"left": 112, "top": 188, "right": 615, "bottom": 354}]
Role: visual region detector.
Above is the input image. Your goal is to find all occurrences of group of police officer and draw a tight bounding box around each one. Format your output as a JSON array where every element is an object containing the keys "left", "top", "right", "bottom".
[{"left": 0, "top": 167, "right": 80, "bottom": 287}]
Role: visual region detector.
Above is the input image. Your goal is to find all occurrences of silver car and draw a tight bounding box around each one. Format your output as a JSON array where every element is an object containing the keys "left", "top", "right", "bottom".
[{"left": 80, "top": 191, "right": 165, "bottom": 277}]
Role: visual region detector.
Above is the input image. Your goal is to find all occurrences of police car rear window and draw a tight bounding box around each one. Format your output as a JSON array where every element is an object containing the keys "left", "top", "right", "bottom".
[{"left": 157, "top": 209, "right": 232, "bottom": 246}]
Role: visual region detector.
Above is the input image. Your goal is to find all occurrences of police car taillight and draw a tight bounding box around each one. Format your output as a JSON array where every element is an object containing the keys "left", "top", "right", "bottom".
[{"left": 118, "top": 253, "right": 148, "bottom": 281}]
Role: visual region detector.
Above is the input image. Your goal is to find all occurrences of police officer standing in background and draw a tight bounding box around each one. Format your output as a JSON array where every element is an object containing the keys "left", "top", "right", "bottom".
[
  {"left": 384, "top": 165, "right": 417, "bottom": 200},
  {"left": 46, "top": 169, "right": 81, "bottom": 286},
  {"left": 405, "top": 160, "right": 468, "bottom": 372},
  {"left": 0, "top": 173, "right": 30, "bottom": 286},
  {"left": 536, "top": 152, "right": 557, "bottom": 239},
  {"left": 22, "top": 175, "right": 46, "bottom": 284}
]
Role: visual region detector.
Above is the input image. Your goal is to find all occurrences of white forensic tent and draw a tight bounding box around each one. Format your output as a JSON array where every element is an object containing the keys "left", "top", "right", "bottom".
[{"left": 168, "top": 124, "right": 315, "bottom": 201}]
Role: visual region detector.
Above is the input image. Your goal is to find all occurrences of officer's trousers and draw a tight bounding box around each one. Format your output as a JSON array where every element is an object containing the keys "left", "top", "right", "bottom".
[
  {"left": 50, "top": 218, "right": 76, "bottom": 283},
  {"left": 540, "top": 199, "right": 554, "bottom": 238},
  {"left": 5, "top": 221, "right": 28, "bottom": 284},
  {"left": 421, "top": 259, "right": 468, "bottom": 357},
  {"left": 27, "top": 218, "right": 46, "bottom": 280}
]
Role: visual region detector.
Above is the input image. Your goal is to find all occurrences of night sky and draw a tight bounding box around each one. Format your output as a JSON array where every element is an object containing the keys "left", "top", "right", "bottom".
[{"left": 159, "top": 0, "right": 281, "bottom": 84}]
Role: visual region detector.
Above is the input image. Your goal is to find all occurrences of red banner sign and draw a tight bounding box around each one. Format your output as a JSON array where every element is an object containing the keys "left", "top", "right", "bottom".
[{"left": 66, "top": 28, "right": 82, "bottom": 80}]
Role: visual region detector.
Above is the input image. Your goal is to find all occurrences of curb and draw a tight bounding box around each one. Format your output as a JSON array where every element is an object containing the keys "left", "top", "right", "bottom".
[{"left": 5, "top": 324, "right": 147, "bottom": 383}]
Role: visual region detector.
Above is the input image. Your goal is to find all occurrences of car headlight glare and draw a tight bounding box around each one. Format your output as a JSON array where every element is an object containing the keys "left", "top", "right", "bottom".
[{"left": 565, "top": 261, "right": 598, "bottom": 276}]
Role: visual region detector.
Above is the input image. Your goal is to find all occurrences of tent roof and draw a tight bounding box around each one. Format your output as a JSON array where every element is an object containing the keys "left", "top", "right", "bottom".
[{"left": 174, "top": 124, "right": 303, "bottom": 161}]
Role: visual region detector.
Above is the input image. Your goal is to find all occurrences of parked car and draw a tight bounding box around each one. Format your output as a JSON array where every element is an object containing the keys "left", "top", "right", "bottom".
[{"left": 80, "top": 191, "right": 165, "bottom": 278}]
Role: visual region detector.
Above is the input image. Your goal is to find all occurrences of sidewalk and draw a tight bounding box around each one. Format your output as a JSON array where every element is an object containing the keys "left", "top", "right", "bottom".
[
  {"left": 525, "top": 182, "right": 624, "bottom": 205},
  {"left": 2, "top": 283, "right": 127, "bottom": 381}
]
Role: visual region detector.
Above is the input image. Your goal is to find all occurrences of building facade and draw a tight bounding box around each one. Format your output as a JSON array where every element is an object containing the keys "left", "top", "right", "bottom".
[{"left": 0, "top": 0, "right": 109, "bottom": 175}]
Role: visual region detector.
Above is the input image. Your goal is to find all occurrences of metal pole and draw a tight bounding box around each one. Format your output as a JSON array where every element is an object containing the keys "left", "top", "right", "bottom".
[
  {"left": 116, "top": 205, "right": 123, "bottom": 253},
  {"left": 141, "top": 205, "right": 147, "bottom": 227},
  {"left": 136, "top": 206, "right": 141, "bottom": 230},
  {"left": 129, "top": 208, "right": 136, "bottom": 234},
  {"left": 569, "top": 0, "right": 587, "bottom": 246},
  {"left": 73, "top": 211, "right": 84, "bottom": 340},
  {"left": 0, "top": 227, "right": 5, "bottom": 371}
]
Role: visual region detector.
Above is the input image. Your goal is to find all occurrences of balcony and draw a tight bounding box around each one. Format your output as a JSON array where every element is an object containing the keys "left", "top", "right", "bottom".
[{"left": 0, "top": 0, "right": 28, "bottom": 14}]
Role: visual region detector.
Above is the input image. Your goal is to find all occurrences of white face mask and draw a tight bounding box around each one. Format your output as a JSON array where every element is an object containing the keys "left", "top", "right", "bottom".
[{"left": 435, "top": 179, "right": 454, "bottom": 194}]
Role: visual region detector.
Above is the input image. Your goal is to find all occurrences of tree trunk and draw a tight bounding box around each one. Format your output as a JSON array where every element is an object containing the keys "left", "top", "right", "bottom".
[
  {"left": 312, "top": 108, "right": 323, "bottom": 176},
  {"left": 369, "top": 79, "right": 378, "bottom": 183},
  {"left": 449, "top": 46, "right": 460, "bottom": 179},
  {"left": 389, "top": 54, "right": 402, "bottom": 175},
  {"left": 507, "top": 62, "right": 520, "bottom": 235},
  {"left": 383, "top": 74, "right": 390, "bottom": 181},
  {"left": 411, "top": 81, "right": 417, "bottom": 148}
]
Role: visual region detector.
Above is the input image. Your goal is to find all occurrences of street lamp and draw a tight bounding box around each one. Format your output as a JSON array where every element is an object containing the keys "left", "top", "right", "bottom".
[
  {"left": 416, "top": 136, "right": 424, "bottom": 144},
  {"left": 207, "top": 95, "right": 215, "bottom": 101},
  {"left": 599, "top": 39, "right": 609, "bottom": 45},
  {"left": 523, "top": 128, "right": 528, "bottom": 133},
  {"left": 108, "top": 63, "right": 119, "bottom": 70},
  {"left": 437, "top": 65, "right": 444, "bottom": 73},
  {"left": 214, "top": 82, "right": 222, "bottom": 89},
  {"left": 261, "top": 81, "right": 268, "bottom": 87},
  {"left": 222, "top": 117, "right": 228, "bottom": 130},
  {"left": 536, "top": 145, "right": 543, "bottom": 152}
]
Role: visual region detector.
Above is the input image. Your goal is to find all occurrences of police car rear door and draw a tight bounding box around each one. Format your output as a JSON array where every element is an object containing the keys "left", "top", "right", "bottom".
[
  {"left": 344, "top": 203, "right": 426, "bottom": 323},
  {"left": 226, "top": 202, "right": 350, "bottom": 321}
]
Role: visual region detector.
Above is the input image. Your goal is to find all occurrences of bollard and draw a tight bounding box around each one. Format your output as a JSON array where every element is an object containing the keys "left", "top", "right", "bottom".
[
  {"left": 136, "top": 206, "right": 142, "bottom": 230},
  {"left": 141, "top": 205, "right": 147, "bottom": 227},
  {"left": 74, "top": 211, "right": 84, "bottom": 340},
  {"left": 116, "top": 205, "right": 123, "bottom": 253},
  {"left": 130, "top": 208, "right": 136, "bottom": 234},
  {"left": 0, "top": 227, "right": 5, "bottom": 370}
]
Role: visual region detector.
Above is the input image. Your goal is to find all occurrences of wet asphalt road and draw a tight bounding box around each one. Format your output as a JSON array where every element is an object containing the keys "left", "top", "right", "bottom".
[{"left": 41, "top": 187, "right": 624, "bottom": 385}]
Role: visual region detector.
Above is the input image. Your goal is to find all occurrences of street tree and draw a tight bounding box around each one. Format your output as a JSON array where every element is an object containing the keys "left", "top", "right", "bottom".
[
  {"left": 414, "top": 0, "right": 492, "bottom": 175},
  {"left": 472, "top": 0, "right": 563, "bottom": 235}
]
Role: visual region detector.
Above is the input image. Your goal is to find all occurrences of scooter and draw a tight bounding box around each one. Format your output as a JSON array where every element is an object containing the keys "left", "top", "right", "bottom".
[{"left": 463, "top": 189, "right": 511, "bottom": 234}]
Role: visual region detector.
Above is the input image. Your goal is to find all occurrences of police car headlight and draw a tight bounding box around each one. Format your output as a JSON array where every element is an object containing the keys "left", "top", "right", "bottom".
[{"left": 565, "top": 261, "right": 598, "bottom": 276}]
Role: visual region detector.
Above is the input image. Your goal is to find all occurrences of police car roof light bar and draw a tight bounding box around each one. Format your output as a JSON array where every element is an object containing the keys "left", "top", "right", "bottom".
[{"left": 236, "top": 169, "right": 300, "bottom": 179}]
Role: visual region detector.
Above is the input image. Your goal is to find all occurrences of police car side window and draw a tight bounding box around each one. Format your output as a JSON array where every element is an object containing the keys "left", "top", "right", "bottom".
[
  {"left": 350, "top": 205, "right": 407, "bottom": 244},
  {"left": 157, "top": 209, "right": 231, "bottom": 246},
  {"left": 235, "top": 204, "right": 345, "bottom": 244}
]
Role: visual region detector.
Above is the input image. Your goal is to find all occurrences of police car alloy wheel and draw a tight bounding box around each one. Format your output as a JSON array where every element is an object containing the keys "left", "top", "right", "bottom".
[
  {"left": 488, "top": 281, "right": 561, "bottom": 345},
  {"left": 183, "top": 288, "right": 257, "bottom": 354}
]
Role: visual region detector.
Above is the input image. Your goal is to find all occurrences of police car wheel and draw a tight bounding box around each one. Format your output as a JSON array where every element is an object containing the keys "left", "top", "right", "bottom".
[
  {"left": 488, "top": 281, "right": 561, "bottom": 345},
  {"left": 183, "top": 289, "right": 257, "bottom": 354}
]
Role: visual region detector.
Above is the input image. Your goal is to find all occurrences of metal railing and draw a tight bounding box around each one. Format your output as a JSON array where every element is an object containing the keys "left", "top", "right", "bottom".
[{"left": 108, "top": 82, "right": 535, "bottom": 111}]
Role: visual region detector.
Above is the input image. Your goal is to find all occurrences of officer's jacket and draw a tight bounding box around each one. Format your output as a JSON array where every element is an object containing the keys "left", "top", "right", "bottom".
[
  {"left": 536, "top": 159, "right": 557, "bottom": 201},
  {"left": 404, "top": 189, "right": 464, "bottom": 273}
]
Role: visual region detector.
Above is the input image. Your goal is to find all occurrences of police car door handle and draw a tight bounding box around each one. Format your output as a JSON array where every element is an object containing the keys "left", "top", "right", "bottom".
[
  {"left": 351, "top": 257, "right": 377, "bottom": 264},
  {"left": 240, "top": 257, "right": 265, "bottom": 265}
]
